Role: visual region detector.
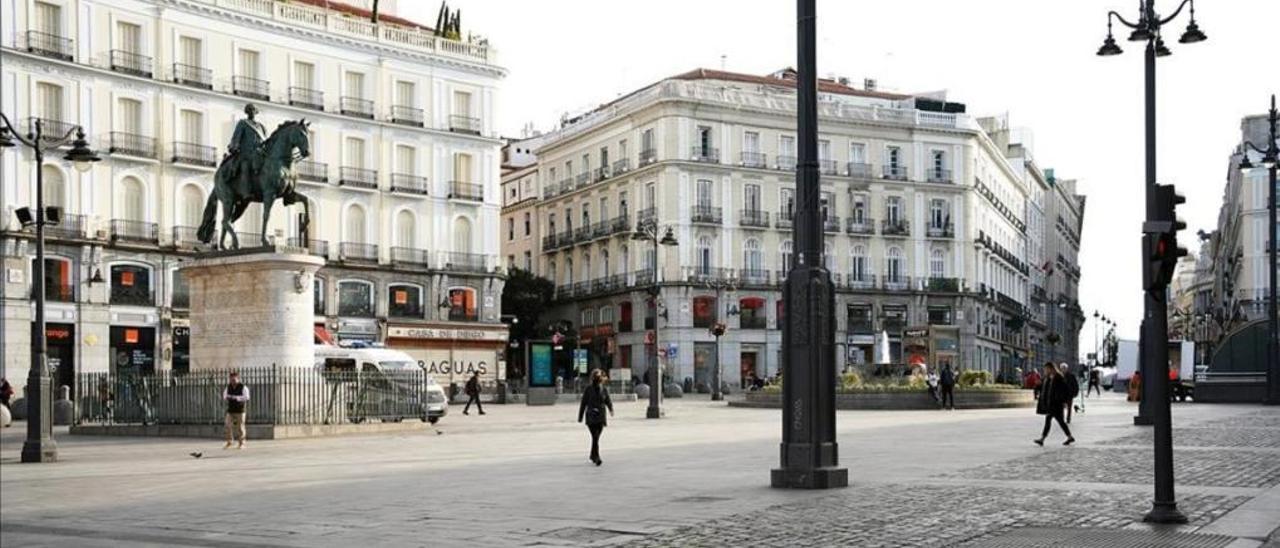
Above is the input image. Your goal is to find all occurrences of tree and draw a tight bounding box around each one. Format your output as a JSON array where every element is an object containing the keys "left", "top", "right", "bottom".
[{"left": 502, "top": 268, "right": 555, "bottom": 344}]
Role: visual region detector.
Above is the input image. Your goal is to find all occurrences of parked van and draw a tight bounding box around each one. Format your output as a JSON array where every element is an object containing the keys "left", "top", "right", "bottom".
[{"left": 314, "top": 345, "right": 449, "bottom": 424}]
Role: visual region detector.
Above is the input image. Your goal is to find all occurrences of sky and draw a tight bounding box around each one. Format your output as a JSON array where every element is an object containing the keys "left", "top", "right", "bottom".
[{"left": 404, "top": 0, "right": 1279, "bottom": 348}]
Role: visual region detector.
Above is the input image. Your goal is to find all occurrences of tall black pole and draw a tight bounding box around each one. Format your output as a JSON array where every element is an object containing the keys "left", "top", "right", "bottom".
[
  {"left": 21, "top": 121, "right": 57, "bottom": 463},
  {"left": 1133, "top": 36, "right": 1156, "bottom": 427},
  {"left": 772, "top": 0, "right": 846, "bottom": 489},
  {"left": 1138, "top": 10, "right": 1183, "bottom": 522},
  {"left": 1265, "top": 96, "right": 1279, "bottom": 406},
  {"left": 646, "top": 235, "right": 663, "bottom": 418}
]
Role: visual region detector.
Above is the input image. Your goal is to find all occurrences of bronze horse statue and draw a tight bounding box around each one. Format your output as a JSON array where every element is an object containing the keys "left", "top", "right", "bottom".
[{"left": 197, "top": 120, "right": 312, "bottom": 249}]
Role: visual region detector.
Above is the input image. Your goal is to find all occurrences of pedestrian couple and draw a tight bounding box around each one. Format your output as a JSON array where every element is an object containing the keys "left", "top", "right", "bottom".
[
  {"left": 577, "top": 368, "right": 614, "bottom": 466},
  {"left": 1033, "top": 362, "right": 1076, "bottom": 447},
  {"left": 925, "top": 364, "right": 956, "bottom": 410}
]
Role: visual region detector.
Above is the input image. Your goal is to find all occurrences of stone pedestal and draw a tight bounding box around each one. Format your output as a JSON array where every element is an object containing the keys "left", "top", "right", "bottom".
[{"left": 181, "top": 247, "right": 324, "bottom": 370}]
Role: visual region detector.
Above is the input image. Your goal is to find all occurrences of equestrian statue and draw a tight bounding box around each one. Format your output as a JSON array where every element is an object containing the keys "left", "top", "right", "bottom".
[{"left": 197, "top": 103, "right": 312, "bottom": 250}]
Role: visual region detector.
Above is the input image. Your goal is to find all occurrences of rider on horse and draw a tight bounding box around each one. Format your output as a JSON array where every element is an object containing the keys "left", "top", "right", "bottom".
[{"left": 225, "top": 104, "right": 267, "bottom": 191}]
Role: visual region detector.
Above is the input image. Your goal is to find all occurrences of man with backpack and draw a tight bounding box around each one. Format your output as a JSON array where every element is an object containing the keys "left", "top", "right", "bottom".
[
  {"left": 1061, "top": 362, "right": 1080, "bottom": 423},
  {"left": 939, "top": 364, "right": 956, "bottom": 410}
]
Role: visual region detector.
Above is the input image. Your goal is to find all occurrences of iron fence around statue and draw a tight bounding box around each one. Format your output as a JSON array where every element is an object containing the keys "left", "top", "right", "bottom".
[{"left": 76, "top": 366, "right": 438, "bottom": 426}]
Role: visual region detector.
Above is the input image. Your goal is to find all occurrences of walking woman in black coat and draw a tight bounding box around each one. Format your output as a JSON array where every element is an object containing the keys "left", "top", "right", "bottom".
[
  {"left": 1034, "top": 362, "right": 1075, "bottom": 446},
  {"left": 578, "top": 369, "right": 614, "bottom": 466}
]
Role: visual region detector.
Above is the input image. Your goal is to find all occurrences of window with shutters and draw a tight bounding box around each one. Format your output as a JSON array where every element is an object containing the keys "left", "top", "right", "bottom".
[
  {"left": 238, "top": 49, "right": 260, "bottom": 79},
  {"left": 34, "top": 2, "right": 61, "bottom": 35},
  {"left": 179, "top": 36, "right": 202, "bottom": 67},
  {"left": 930, "top": 249, "right": 946, "bottom": 278},
  {"left": 453, "top": 217, "right": 472, "bottom": 253},
  {"left": 42, "top": 166, "right": 65, "bottom": 211},
  {"left": 453, "top": 153, "right": 472, "bottom": 183},
  {"left": 345, "top": 204, "right": 367, "bottom": 244},
  {"left": 453, "top": 91, "right": 472, "bottom": 117},
  {"left": 181, "top": 185, "right": 203, "bottom": 226},
  {"left": 396, "top": 145, "right": 415, "bottom": 174},
  {"left": 179, "top": 110, "right": 203, "bottom": 144},
  {"left": 35, "top": 82, "right": 63, "bottom": 122},
  {"left": 117, "top": 22, "right": 141, "bottom": 53},
  {"left": 851, "top": 245, "right": 867, "bottom": 281},
  {"left": 345, "top": 72, "right": 365, "bottom": 99},
  {"left": 395, "top": 81, "right": 415, "bottom": 107},
  {"left": 396, "top": 210, "right": 415, "bottom": 248},
  {"left": 743, "top": 131, "right": 760, "bottom": 153},
  {"left": 696, "top": 179, "right": 713, "bottom": 208},
  {"left": 121, "top": 177, "right": 145, "bottom": 222},
  {"left": 345, "top": 137, "right": 365, "bottom": 169},
  {"left": 696, "top": 236, "right": 713, "bottom": 274},
  {"left": 294, "top": 61, "right": 315, "bottom": 89},
  {"left": 744, "top": 239, "right": 762, "bottom": 271},
  {"left": 745, "top": 184, "right": 761, "bottom": 211},
  {"left": 117, "top": 98, "right": 142, "bottom": 135},
  {"left": 781, "top": 240, "right": 793, "bottom": 272}
]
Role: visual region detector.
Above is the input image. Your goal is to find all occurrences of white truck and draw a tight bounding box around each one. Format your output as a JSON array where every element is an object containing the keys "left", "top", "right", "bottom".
[
  {"left": 1113, "top": 339, "right": 1196, "bottom": 400},
  {"left": 314, "top": 345, "right": 449, "bottom": 424}
]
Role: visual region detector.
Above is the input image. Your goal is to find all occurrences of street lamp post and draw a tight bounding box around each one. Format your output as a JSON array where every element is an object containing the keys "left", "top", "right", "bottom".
[
  {"left": 1096, "top": 0, "right": 1205, "bottom": 524},
  {"left": 0, "top": 115, "right": 101, "bottom": 464},
  {"left": 1237, "top": 95, "right": 1279, "bottom": 405},
  {"left": 771, "top": 0, "right": 847, "bottom": 489},
  {"left": 703, "top": 274, "right": 738, "bottom": 401},
  {"left": 632, "top": 224, "right": 678, "bottom": 419}
]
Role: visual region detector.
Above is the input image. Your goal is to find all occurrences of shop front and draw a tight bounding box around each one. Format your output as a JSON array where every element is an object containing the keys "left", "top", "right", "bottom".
[
  {"left": 33, "top": 322, "right": 76, "bottom": 395},
  {"left": 385, "top": 325, "right": 508, "bottom": 391},
  {"left": 902, "top": 326, "right": 962, "bottom": 372},
  {"left": 110, "top": 325, "right": 156, "bottom": 376}
]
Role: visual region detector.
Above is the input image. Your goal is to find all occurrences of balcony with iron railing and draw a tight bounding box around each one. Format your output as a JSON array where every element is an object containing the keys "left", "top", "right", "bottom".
[
  {"left": 691, "top": 205, "right": 723, "bottom": 225},
  {"left": 110, "top": 50, "right": 152, "bottom": 78},
  {"left": 172, "top": 63, "right": 212, "bottom": 89},
  {"left": 390, "top": 174, "right": 429, "bottom": 195},
  {"left": 340, "top": 96, "right": 375, "bottom": 119},
  {"left": 45, "top": 213, "right": 87, "bottom": 240},
  {"left": 448, "top": 181, "right": 483, "bottom": 202},
  {"left": 925, "top": 277, "right": 962, "bottom": 292},
  {"left": 881, "top": 218, "right": 910, "bottom": 236},
  {"left": 32, "top": 283, "right": 76, "bottom": 303},
  {"left": 633, "top": 268, "right": 655, "bottom": 287},
  {"left": 612, "top": 158, "right": 631, "bottom": 176},
  {"left": 232, "top": 75, "right": 270, "bottom": 100},
  {"left": 883, "top": 273, "right": 912, "bottom": 291},
  {"left": 295, "top": 160, "right": 328, "bottom": 183},
  {"left": 739, "top": 209, "right": 770, "bottom": 228},
  {"left": 390, "top": 105, "right": 424, "bottom": 127},
  {"left": 108, "top": 132, "right": 156, "bottom": 159},
  {"left": 927, "top": 168, "right": 954, "bottom": 184},
  {"left": 171, "top": 225, "right": 202, "bottom": 248},
  {"left": 685, "top": 266, "right": 735, "bottom": 284},
  {"left": 636, "top": 207, "right": 657, "bottom": 228},
  {"left": 575, "top": 172, "right": 590, "bottom": 189},
  {"left": 556, "top": 178, "right": 573, "bottom": 195},
  {"left": 27, "top": 118, "right": 78, "bottom": 144},
  {"left": 542, "top": 233, "right": 562, "bottom": 251},
  {"left": 740, "top": 151, "right": 768, "bottom": 168},
  {"left": 449, "top": 114, "right": 481, "bottom": 135},
  {"left": 171, "top": 142, "right": 217, "bottom": 167},
  {"left": 609, "top": 214, "right": 631, "bottom": 235},
  {"left": 819, "top": 159, "right": 838, "bottom": 175},
  {"left": 690, "top": 146, "right": 720, "bottom": 163},
  {"left": 289, "top": 87, "right": 325, "bottom": 111},
  {"left": 842, "top": 272, "right": 876, "bottom": 290},
  {"left": 390, "top": 247, "right": 431, "bottom": 268},
  {"left": 442, "top": 252, "right": 488, "bottom": 273},
  {"left": 737, "top": 268, "right": 771, "bottom": 286},
  {"left": 846, "top": 162, "right": 873, "bottom": 178},
  {"left": 926, "top": 222, "right": 955, "bottom": 238},
  {"left": 338, "top": 167, "right": 378, "bottom": 189},
  {"left": 573, "top": 226, "right": 592, "bottom": 243},
  {"left": 777, "top": 155, "right": 797, "bottom": 171},
  {"left": 823, "top": 214, "right": 842, "bottom": 233},
  {"left": 110, "top": 219, "right": 158, "bottom": 244},
  {"left": 339, "top": 242, "right": 379, "bottom": 263},
  {"left": 639, "top": 148, "right": 658, "bottom": 166},
  {"left": 882, "top": 165, "right": 908, "bottom": 181},
  {"left": 845, "top": 217, "right": 875, "bottom": 235},
  {"left": 776, "top": 209, "right": 795, "bottom": 229},
  {"left": 558, "top": 230, "right": 574, "bottom": 246},
  {"left": 24, "top": 30, "right": 73, "bottom": 61},
  {"left": 285, "top": 237, "right": 329, "bottom": 258},
  {"left": 593, "top": 166, "right": 611, "bottom": 183},
  {"left": 591, "top": 220, "right": 610, "bottom": 240}
]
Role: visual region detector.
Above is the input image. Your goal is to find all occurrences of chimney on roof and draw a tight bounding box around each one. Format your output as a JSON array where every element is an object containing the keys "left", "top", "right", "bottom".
[{"left": 864, "top": 78, "right": 877, "bottom": 92}]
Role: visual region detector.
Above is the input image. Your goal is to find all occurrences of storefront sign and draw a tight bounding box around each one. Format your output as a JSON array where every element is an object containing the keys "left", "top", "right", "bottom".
[
  {"left": 387, "top": 326, "right": 508, "bottom": 341},
  {"left": 397, "top": 348, "right": 499, "bottom": 385},
  {"left": 529, "top": 343, "right": 553, "bottom": 387}
]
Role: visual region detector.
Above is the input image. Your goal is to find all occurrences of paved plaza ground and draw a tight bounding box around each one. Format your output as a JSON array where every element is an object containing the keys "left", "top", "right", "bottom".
[{"left": 2, "top": 392, "right": 1278, "bottom": 547}]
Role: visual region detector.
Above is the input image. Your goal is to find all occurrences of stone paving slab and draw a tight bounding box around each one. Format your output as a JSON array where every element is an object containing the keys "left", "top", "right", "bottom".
[
  {"left": 1100, "top": 428, "right": 1280, "bottom": 449},
  {"left": 619, "top": 484, "right": 1247, "bottom": 548},
  {"left": 952, "top": 447, "right": 1280, "bottom": 488},
  {"left": 955, "top": 527, "right": 1237, "bottom": 548}
]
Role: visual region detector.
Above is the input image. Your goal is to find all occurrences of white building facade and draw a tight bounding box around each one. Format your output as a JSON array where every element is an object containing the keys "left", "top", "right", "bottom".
[
  {"left": 1, "top": 0, "right": 509, "bottom": 395},
  {"left": 503, "top": 69, "right": 1063, "bottom": 390}
]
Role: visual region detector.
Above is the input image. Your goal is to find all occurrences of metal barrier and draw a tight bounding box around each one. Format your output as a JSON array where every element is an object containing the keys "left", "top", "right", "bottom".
[{"left": 76, "top": 366, "right": 437, "bottom": 426}]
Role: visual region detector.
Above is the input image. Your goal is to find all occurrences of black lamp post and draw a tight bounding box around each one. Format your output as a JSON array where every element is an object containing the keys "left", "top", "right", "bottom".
[
  {"left": 1095, "top": 0, "right": 1205, "bottom": 524},
  {"left": 1238, "top": 95, "right": 1279, "bottom": 405},
  {"left": 632, "top": 224, "right": 677, "bottom": 418},
  {"left": 703, "top": 275, "right": 737, "bottom": 401},
  {"left": 0, "top": 115, "right": 101, "bottom": 464},
  {"left": 771, "top": 0, "right": 847, "bottom": 489}
]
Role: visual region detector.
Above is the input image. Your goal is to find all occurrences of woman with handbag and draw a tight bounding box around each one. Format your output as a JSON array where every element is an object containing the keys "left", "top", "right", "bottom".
[
  {"left": 578, "top": 369, "right": 615, "bottom": 466},
  {"left": 1034, "top": 362, "right": 1075, "bottom": 447}
]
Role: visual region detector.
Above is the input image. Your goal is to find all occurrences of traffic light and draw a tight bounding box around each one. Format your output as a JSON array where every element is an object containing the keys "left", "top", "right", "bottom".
[{"left": 1143, "top": 184, "right": 1187, "bottom": 290}]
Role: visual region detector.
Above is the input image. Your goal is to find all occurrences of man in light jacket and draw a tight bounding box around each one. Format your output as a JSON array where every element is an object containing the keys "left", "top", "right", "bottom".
[{"left": 223, "top": 371, "right": 250, "bottom": 449}]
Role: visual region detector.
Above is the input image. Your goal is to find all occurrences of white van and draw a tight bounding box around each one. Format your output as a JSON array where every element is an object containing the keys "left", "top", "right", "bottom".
[{"left": 314, "top": 345, "right": 449, "bottom": 424}]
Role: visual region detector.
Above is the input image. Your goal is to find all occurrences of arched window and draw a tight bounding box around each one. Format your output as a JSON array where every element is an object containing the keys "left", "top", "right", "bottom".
[
  {"left": 851, "top": 244, "right": 867, "bottom": 281},
  {"left": 345, "top": 204, "right": 367, "bottom": 244},
  {"left": 42, "top": 166, "right": 65, "bottom": 211},
  {"left": 388, "top": 283, "right": 424, "bottom": 318},
  {"left": 447, "top": 286, "right": 478, "bottom": 321},
  {"left": 121, "top": 176, "right": 145, "bottom": 221},
  {"left": 337, "top": 280, "right": 374, "bottom": 317},
  {"left": 180, "top": 185, "right": 204, "bottom": 227},
  {"left": 110, "top": 263, "right": 153, "bottom": 306},
  {"left": 744, "top": 238, "right": 762, "bottom": 272},
  {"left": 697, "top": 236, "right": 713, "bottom": 275},
  {"left": 601, "top": 249, "right": 611, "bottom": 278},
  {"left": 453, "top": 216, "right": 472, "bottom": 253},
  {"left": 887, "top": 247, "right": 903, "bottom": 283},
  {"left": 780, "top": 240, "right": 793, "bottom": 272},
  {"left": 395, "top": 209, "right": 416, "bottom": 248},
  {"left": 930, "top": 248, "right": 946, "bottom": 278}
]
